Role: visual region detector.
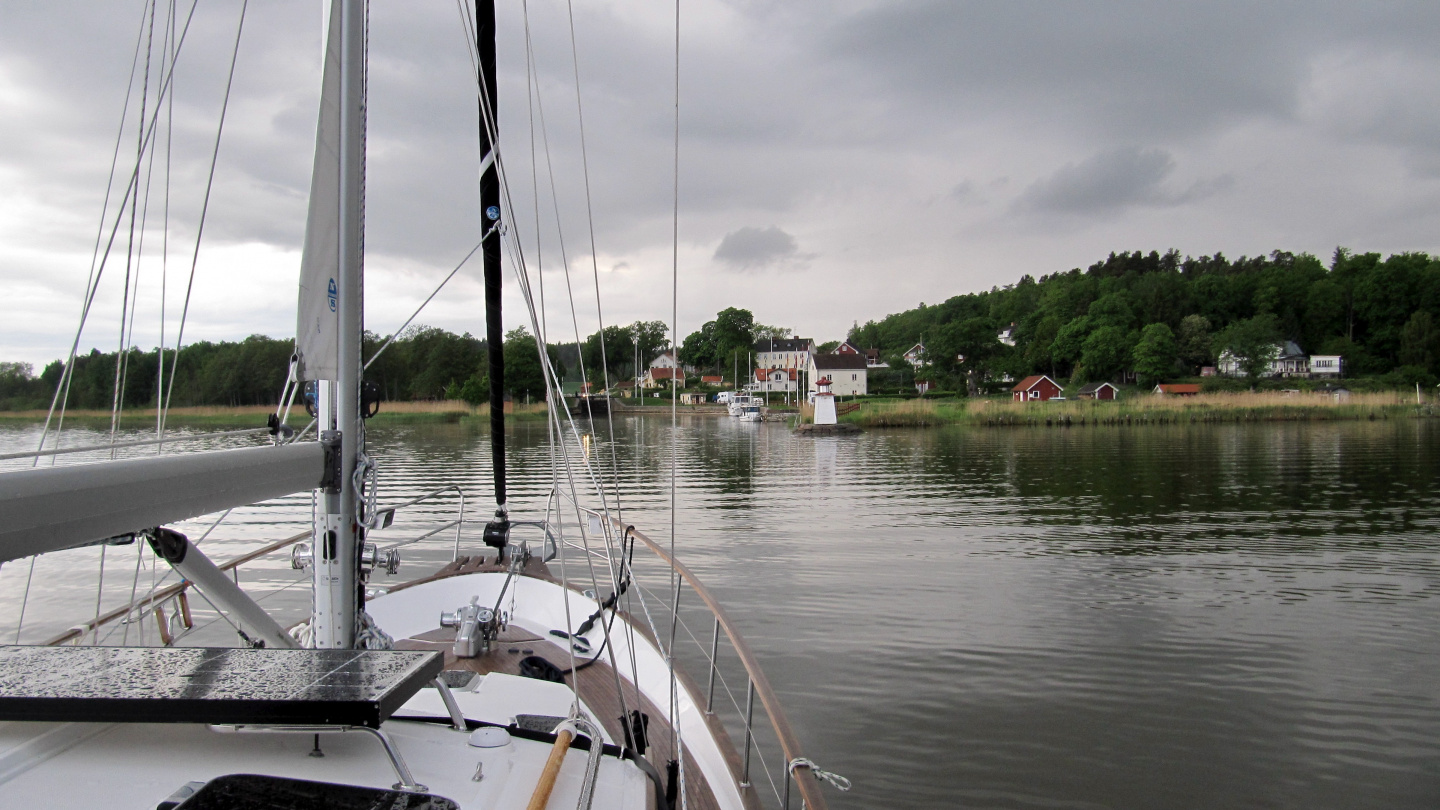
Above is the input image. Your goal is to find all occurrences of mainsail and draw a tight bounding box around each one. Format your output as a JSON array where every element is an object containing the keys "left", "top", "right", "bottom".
[{"left": 295, "top": 0, "right": 343, "bottom": 381}]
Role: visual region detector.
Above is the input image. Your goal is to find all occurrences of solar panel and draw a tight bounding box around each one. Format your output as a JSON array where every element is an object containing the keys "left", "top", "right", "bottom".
[{"left": 0, "top": 645, "right": 444, "bottom": 728}]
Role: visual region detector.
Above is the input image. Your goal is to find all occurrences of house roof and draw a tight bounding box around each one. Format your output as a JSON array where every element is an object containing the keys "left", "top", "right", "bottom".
[
  {"left": 812, "top": 353, "right": 869, "bottom": 370},
  {"left": 1155, "top": 383, "right": 1201, "bottom": 394},
  {"left": 700, "top": 375, "right": 723, "bottom": 382},
  {"left": 1078, "top": 382, "right": 1118, "bottom": 394},
  {"left": 1012, "top": 375, "right": 1060, "bottom": 392},
  {"left": 753, "top": 338, "right": 812, "bottom": 353},
  {"left": 835, "top": 340, "right": 860, "bottom": 354},
  {"left": 904, "top": 343, "right": 925, "bottom": 355},
  {"left": 756, "top": 368, "right": 799, "bottom": 381},
  {"left": 648, "top": 367, "right": 684, "bottom": 380}
]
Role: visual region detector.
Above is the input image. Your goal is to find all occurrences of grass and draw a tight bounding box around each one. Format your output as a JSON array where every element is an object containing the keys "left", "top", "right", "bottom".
[{"left": 800, "top": 390, "right": 1434, "bottom": 428}]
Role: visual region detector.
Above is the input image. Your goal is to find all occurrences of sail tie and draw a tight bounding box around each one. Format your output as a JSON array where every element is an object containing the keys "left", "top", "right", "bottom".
[{"left": 788, "top": 758, "right": 852, "bottom": 792}]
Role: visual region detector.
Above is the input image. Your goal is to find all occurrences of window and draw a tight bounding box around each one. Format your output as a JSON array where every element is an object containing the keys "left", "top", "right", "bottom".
[{"left": 852, "top": 374, "right": 857, "bottom": 381}]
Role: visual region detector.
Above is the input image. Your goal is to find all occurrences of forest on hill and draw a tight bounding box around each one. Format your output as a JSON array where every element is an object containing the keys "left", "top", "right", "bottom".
[
  {"left": 848, "top": 248, "right": 1440, "bottom": 393},
  {"left": 7, "top": 247, "right": 1438, "bottom": 410}
]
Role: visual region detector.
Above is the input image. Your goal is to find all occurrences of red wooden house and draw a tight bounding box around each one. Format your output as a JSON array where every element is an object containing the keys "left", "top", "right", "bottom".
[
  {"left": 1012, "top": 375, "right": 1063, "bottom": 402},
  {"left": 1078, "top": 382, "right": 1119, "bottom": 400}
]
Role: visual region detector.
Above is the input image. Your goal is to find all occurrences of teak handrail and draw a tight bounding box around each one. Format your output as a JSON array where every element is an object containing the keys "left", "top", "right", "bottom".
[
  {"left": 43, "top": 530, "right": 311, "bottom": 646},
  {"left": 618, "top": 519, "right": 830, "bottom": 810}
]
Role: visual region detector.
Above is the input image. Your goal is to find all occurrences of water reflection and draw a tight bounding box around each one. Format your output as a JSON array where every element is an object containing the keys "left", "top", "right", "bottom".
[{"left": 1, "top": 417, "right": 1438, "bottom": 808}]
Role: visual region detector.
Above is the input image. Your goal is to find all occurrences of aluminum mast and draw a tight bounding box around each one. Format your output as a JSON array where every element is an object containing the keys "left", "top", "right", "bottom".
[{"left": 308, "top": 0, "right": 366, "bottom": 648}]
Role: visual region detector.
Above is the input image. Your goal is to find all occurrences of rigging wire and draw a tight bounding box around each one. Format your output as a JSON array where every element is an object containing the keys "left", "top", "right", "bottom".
[
  {"left": 108, "top": 0, "right": 160, "bottom": 458},
  {"left": 31, "top": 0, "right": 201, "bottom": 468},
  {"left": 562, "top": 0, "right": 629, "bottom": 537},
  {"left": 462, "top": 4, "right": 646, "bottom": 731},
  {"left": 159, "top": 0, "right": 249, "bottom": 440},
  {"left": 158, "top": 0, "right": 178, "bottom": 446},
  {"left": 362, "top": 238, "right": 484, "bottom": 371},
  {"left": 11, "top": 1, "right": 188, "bottom": 645},
  {"left": 667, "top": 0, "right": 687, "bottom": 804}
]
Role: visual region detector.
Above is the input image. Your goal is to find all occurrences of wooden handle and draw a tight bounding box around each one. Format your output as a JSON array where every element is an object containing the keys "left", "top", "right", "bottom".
[{"left": 526, "top": 728, "right": 574, "bottom": 810}]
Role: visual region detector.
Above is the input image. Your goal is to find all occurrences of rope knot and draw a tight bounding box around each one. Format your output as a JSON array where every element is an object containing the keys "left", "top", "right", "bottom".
[{"left": 788, "top": 757, "right": 852, "bottom": 792}]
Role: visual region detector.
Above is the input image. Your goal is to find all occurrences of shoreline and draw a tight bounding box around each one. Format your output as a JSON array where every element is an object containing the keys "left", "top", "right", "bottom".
[
  {"left": 0, "top": 400, "right": 552, "bottom": 427},
  {"left": 823, "top": 391, "right": 1436, "bottom": 428},
  {"left": 2, "top": 393, "right": 1432, "bottom": 429}
]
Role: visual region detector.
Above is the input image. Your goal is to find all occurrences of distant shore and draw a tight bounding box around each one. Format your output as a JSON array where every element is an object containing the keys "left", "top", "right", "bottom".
[
  {"left": 818, "top": 391, "right": 1435, "bottom": 428},
  {"left": 0, "top": 400, "right": 551, "bottom": 427},
  {"left": 2, "top": 392, "right": 1431, "bottom": 430}
]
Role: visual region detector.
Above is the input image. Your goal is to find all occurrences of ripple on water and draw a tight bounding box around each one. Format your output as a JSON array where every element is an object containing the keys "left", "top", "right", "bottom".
[{"left": 1, "top": 418, "right": 1438, "bottom": 808}]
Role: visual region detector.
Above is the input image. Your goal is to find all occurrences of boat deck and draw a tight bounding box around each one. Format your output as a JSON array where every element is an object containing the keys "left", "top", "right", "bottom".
[{"left": 390, "top": 555, "right": 754, "bottom": 810}]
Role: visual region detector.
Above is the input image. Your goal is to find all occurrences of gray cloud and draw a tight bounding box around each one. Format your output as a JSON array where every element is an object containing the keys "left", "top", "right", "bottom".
[
  {"left": 2, "top": 2, "right": 1440, "bottom": 368},
  {"left": 713, "top": 226, "right": 799, "bottom": 271},
  {"left": 1016, "top": 147, "right": 1230, "bottom": 216}
]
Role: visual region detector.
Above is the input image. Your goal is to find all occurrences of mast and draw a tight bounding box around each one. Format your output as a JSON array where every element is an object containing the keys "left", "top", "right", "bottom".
[
  {"left": 306, "top": 0, "right": 365, "bottom": 648},
  {"left": 334, "top": 0, "right": 365, "bottom": 647},
  {"left": 477, "top": 0, "right": 510, "bottom": 550}
]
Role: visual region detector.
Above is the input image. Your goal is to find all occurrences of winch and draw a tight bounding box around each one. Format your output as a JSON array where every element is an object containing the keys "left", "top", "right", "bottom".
[{"left": 440, "top": 596, "right": 501, "bottom": 658}]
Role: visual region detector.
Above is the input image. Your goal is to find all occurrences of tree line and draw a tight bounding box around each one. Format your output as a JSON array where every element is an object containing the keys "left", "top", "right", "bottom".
[
  {"left": 0, "top": 325, "right": 570, "bottom": 412},
  {"left": 849, "top": 248, "right": 1440, "bottom": 393}
]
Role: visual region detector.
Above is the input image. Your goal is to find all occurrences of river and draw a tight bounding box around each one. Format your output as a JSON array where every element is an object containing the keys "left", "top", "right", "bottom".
[{"left": 2, "top": 415, "right": 1438, "bottom": 808}]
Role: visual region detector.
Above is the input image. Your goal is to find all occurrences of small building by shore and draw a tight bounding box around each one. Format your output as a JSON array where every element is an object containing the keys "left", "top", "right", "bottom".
[
  {"left": 1012, "top": 375, "right": 1063, "bottom": 402},
  {"left": 1154, "top": 383, "right": 1201, "bottom": 397},
  {"left": 1078, "top": 382, "right": 1119, "bottom": 400}
]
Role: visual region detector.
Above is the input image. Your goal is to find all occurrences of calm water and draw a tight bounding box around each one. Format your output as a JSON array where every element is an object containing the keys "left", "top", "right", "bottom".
[{"left": 2, "top": 416, "right": 1439, "bottom": 808}]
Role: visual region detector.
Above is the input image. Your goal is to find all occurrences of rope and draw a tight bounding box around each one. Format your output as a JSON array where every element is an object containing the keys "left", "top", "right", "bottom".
[
  {"left": 355, "top": 611, "right": 394, "bottom": 650},
  {"left": 788, "top": 758, "right": 852, "bottom": 792}
]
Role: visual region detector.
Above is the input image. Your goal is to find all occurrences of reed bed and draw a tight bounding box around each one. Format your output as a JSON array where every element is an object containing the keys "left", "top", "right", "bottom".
[{"left": 802, "top": 390, "right": 1433, "bottom": 429}]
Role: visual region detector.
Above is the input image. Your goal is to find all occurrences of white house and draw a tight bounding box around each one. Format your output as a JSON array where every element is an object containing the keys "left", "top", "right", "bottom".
[
  {"left": 641, "top": 367, "right": 684, "bottom": 388},
  {"left": 753, "top": 337, "right": 815, "bottom": 371},
  {"left": 809, "top": 353, "right": 868, "bottom": 396},
  {"left": 1309, "top": 355, "right": 1342, "bottom": 377},
  {"left": 650, "top": 350, "right": 681, "bottom": 370},
  {"left": 1218, "top": 341, "right": 1311, "bottom": 378},
  {"left": 903, "top": 343, "right": 926, "bottom": 367},
  {"left": 754, "top": 367, "right": 799, "bottom": 393},
  {"left": 836, "top": 340, "right": 887, "bottom": 368},
  {"left": 997, "top": 323, "right": 1017, "bottom": 347}
]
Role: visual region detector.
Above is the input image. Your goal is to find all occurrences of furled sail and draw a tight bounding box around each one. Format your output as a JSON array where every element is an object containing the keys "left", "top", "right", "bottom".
[{"left": 295, "top": 0, "right": 343, "bottom": 381}]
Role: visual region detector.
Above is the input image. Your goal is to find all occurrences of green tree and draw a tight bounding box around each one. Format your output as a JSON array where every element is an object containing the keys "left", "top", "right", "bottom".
[
  {"left": 1176, "top": 314, "right": 1213, "bottom": 372},
  {"left": 457, "top": 373, "right": 489, "bottom": 406},
  {"left": 930, "top": 317, "right": 1000, "bottom": 395},
  {"left": 1050, "top": 316, "right": 1092, "bottom": 374},
  {"left": 504, "top": 327, "right": 547, "bottom": 402},
  {"left": 1217, "top": 314, "right": 1282, "bottom": 382},
  {"left": 1133, "top": 323, "right": 1178, "bottom": 385},
  {"left": 1079, "top": 325, "right": 1131, "bottom": 382},
  {"left": 1399, "top": 310, "right": 1439, "bottom": 373}
]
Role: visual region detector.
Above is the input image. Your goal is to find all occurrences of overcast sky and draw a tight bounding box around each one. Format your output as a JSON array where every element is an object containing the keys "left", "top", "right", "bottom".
[{"left": 2, "top": 1, "right": 1439, "bottom": 369}]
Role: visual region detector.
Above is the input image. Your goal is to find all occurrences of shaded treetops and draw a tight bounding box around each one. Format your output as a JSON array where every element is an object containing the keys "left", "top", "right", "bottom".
[
  {"left": 848, "top": 248, "right": 1440, "bottom": 389},
  {"left": 1, "top": 325, "right": 573, "bottom": 411}
]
